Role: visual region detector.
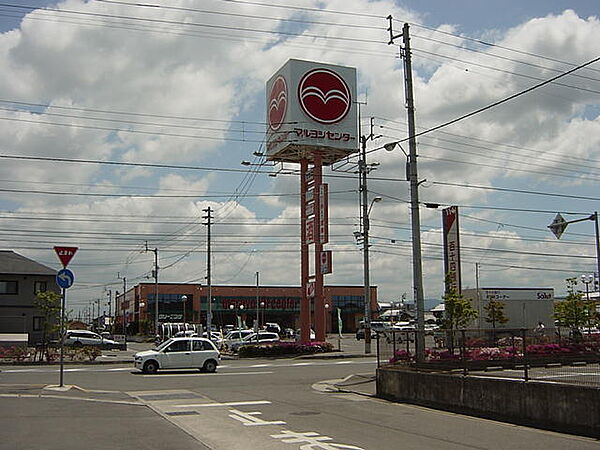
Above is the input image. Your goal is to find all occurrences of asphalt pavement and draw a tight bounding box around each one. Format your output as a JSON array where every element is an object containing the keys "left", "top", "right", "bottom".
[{"left": 4, "top": 335, "right": 595, "bottom": 449}]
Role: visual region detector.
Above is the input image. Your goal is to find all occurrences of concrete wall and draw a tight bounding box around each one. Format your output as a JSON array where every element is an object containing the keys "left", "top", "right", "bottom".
[{"left": 377, "top": 367, "right": 600, "bottom": 438}]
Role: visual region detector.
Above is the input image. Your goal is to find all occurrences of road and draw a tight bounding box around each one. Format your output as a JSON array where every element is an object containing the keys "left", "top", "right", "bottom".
[{"left": 1, "top": 350, "right": 597, "bottom": 449}]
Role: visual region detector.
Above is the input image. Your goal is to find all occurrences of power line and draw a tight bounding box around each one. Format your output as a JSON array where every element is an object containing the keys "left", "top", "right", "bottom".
[
  {"left": 409, "top": 21, "right": 600, "bottom": 75},
  {"left": 0, "top": 3, "right": 385, "bottom": 44},
  {"left": 378, "top": 54, "right": 600, "bottom": 144}
]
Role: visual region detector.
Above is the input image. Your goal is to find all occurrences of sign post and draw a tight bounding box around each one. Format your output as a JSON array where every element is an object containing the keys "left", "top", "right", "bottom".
[{"left": 53, "top": 246, "right": 78, "bottom": 388}]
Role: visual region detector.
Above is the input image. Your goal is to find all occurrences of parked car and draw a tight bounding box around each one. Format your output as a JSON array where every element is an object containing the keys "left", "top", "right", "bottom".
[
  {"left": 355, "top": 327, "right": 377, "bottom": 341},
  {"left": 294, "top": 329, "right": 316, "bottom": 340},
  {"left": 63, "top": 330, "right": 125, "bottom": 350},
  {"left": 265, "top": 322, "right": 281, "bottom": 334},
  {"left": 202, "top": 331, "right": 224, "bottom": 349},
  {"left": 223, "top": 329, "right": 254, "bottom": 349},
  {"left": 133, "top": 337, "right": 220, "bottom": 374},
  {"left": 174, "top": 330, "right": 198, "bottom": 338},
  {"left": 230, "top": 332, "right": 280, "bottom": 352}
]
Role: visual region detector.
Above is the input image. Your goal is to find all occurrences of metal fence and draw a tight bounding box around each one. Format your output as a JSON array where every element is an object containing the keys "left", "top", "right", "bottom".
[{"left": 376, "top": 327, "right": 600, "bottom": 387}]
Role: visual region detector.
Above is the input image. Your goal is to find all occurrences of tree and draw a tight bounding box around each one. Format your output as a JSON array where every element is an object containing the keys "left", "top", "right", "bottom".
[
  {"left": 441, "top": 285, "right": 478, "bottom": 331},
  {"left": 34, "top": 291, "right": 62, "bottom": 344},
  {"left": 441, "top": 278, "right": 478, "bottom": 351},
  {"left": 483, "top": 299, "right": 509, "bottom": 330},
  {"left": 554, "top": 277, "right": 594, "bottom": 340}
]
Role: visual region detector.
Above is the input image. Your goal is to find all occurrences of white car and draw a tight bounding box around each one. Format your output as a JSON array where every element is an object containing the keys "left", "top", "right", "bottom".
[
  {"left": 223, "top": 330, "right": 254, "bottom": 349},
  {"left": 230, "top": 332, "right": 280, "bottom": 352},
  {"left": 134, "top": 337, "right": 220, "bottom": 374},
  {"left": 63, "top": 330, "right": 124, "bottom": 350}
]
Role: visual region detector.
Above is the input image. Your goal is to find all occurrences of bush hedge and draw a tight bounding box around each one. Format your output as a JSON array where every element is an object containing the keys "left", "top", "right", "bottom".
[{"left": 238, "top": 341, "right": 334, "bottom": 357}]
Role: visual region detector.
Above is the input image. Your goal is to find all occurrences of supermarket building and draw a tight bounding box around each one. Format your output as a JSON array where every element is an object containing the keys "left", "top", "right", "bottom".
[{"left": 116, "top": 283, "right": 377, "bottom": 334}]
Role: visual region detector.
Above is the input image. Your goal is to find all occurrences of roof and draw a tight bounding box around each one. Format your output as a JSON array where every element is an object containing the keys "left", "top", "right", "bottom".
[{"left": 0, "top": 251, "right": 56, "bottom": 276}]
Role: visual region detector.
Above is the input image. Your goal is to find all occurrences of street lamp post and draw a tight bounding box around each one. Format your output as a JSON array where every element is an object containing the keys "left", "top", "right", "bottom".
[
  {"left": 260, "top": 301, "right": 265, "bottom": 330},
  {"left": 230, "top": 304, "right": 244, "bottom": 338},
  {"left": 581, "top": 274, "right": 593, "bottom": 302},
  {"left": 181, "top": 295, "right": 187, "bottom": 324},
  {"left": 356, "top": 192, "right": 382, "bottom": 355}
]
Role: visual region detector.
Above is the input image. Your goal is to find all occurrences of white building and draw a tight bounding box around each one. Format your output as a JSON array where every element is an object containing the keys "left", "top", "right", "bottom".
[{"left": 462, "top": 287, "right": 555, "bottom": 331}]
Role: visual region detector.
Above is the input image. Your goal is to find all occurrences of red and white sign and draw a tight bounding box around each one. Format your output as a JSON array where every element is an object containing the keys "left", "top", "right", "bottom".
[
  {"left": 442, "top": 206, "right": 461, "bottom": 294},
  {"left": 306, "top": 202, "right": 315, "bottom": 217},
  {"left": 298, "top": 68, "right": 351, "bottom": 124},
  {"left": 319, "top": 184, "right": 329, "bottom": 244},
  {"left": 307, "top": 281, "right": 315, "bottom": 298},
  {"left": 268, "top": 75, "right": 287, "bottom": 131},
  {"left": 320, "top": 250, "right": 332, "bottom": 274},
  {"left": 306, "top": 219, "right": 315, "bottom": 244},
  {"left": 54, "top": 246, "right": 78, "bottom": 267},
  {"left": 265, "top": 59, "right": 357, "bottom": 164}
]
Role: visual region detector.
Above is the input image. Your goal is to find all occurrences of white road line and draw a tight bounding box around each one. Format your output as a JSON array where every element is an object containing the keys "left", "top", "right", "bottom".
[
  {"left": 292, "top": 362, "right": 314, "bottom": 366},
  {"left": 248, "top": 364, "right": 271, "bottom": 368},
  {"left": 142, "top": 371, "right": 273, "bottom": 378},
  {"left": 335, "top": 361, "right": 352, "bottom": 364},
  {"left": 173, "top": 400, "right": 271, "bottom": 408}
]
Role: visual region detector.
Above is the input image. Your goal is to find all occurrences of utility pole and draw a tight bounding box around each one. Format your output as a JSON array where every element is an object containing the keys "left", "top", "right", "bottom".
[
  {"left": 107, "top": 289, "right": 112, "bottom": 332},
  {"left": 145, "top": 243, "right": 159, "bottom": 336},
  {"left": 388, "top": 18, "right": 426, "bottom": 363},
  {"left": 122, "top": 276, "right": 127, "bottom": 336},
  {"left": 255, "top": 271, "right": 260, "bottom": 343},
  {"left": 203, "top": 207, "right": 213, "bottom": 337},
  {"left": 359, "top": 118, "right": 378, "bottom": 354}
]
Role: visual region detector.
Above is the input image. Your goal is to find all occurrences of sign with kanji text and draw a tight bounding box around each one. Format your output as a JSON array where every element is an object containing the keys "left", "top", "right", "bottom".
[
  {"left": 320, "top": 250, "right": 332, "bottom": 274},
  {"left": 306, "top": 219, "right": 315, "bottom": 244},
  {"left": 54, "top": 246, "right": 78, "bottom": 268},
  {"left": 442, "top": 207, "right": 461, "bottom": 294},
  {"left": 319, "top": 184, "right": 329, "bottom": 244}
]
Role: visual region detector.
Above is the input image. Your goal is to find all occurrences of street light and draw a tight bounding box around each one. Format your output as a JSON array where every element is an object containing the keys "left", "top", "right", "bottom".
[
  {"left": 357, "top": 193, "right": 383, "bottom": 355},
  {"left": 181, "top": 295, "right": 187, "bottom": 324},
  {"left": 581, "top": 274, "right": 594, "bottom": 301},
  {"left": 230, "top": 304, "right": 244, "bottom": 338}
]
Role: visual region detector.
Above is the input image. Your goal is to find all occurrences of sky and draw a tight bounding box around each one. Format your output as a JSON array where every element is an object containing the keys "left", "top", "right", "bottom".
[{"left": 0, "top": 0, "right": 599, "bottom": 317}]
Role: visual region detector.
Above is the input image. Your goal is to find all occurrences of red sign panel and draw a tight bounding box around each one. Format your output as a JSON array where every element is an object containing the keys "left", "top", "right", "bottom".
[
  {"left": 319, "top": 184, "right": 329, "bottom": 244},
  {"left": 320, "top": 250, "right": 332, "bottom": 274},
  {"left": 268, "top": 75, "right": 288, "bottom": 131},
  {"left": 54, "top": 246, "right": 78, "bottom": 267},
  {"left": 298, "top": 68, "right": 351, "bottom": 124},
  {"left": 442, "top": 206, "right": 461, "bottom": 294},
  {"left": 306, "top": 219, "right": 315, "bottom": 244}
]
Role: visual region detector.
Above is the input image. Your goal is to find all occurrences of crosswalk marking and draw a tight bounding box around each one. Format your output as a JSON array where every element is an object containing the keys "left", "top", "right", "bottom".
[
  {"left": 141, "top": 371, "right": 273, "bottom": 377},
  {"left": 0, "top": 359, "right": 375, "bottom": 374},
  {"left": 173, "top": 400, "right": 271, "bottom": 408}
]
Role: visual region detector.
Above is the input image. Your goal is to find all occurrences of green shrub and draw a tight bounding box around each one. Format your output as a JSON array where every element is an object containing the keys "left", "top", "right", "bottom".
[
  {"left": 81, "top": 346, "right": 102, "bottom": 361},
  {"left": 238, "top": 341, "right": 334, "bottom": 358}
]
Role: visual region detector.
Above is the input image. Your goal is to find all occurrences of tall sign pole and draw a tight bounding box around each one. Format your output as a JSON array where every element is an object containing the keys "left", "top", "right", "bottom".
[
  {"left": 300, "top": 159, "right": 311, "bottom": 343},
  {"left": 264, "top": 59, "right": 357, "bottom": 343},
  {"left": 313, "top": 151, "right": 326, "bottom": 341},
  {"left": 53, "top": 246, "right": 77, "bottom": 388}
]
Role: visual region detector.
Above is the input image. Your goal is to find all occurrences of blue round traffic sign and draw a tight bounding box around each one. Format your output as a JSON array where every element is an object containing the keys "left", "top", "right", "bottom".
[{"left": 56, "top": 268, "right": 74, "bottom": 289}]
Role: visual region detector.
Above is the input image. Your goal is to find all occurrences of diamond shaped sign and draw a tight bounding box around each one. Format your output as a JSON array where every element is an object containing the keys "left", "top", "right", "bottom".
[{"left": 548, "top": 213, "right": 567, "bottom": 239}]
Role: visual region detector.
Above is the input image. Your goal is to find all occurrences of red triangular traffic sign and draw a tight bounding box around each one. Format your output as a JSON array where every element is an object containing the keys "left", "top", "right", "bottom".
[{"left": 54, "top": 246, "right": 78, "bottom": 267}]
